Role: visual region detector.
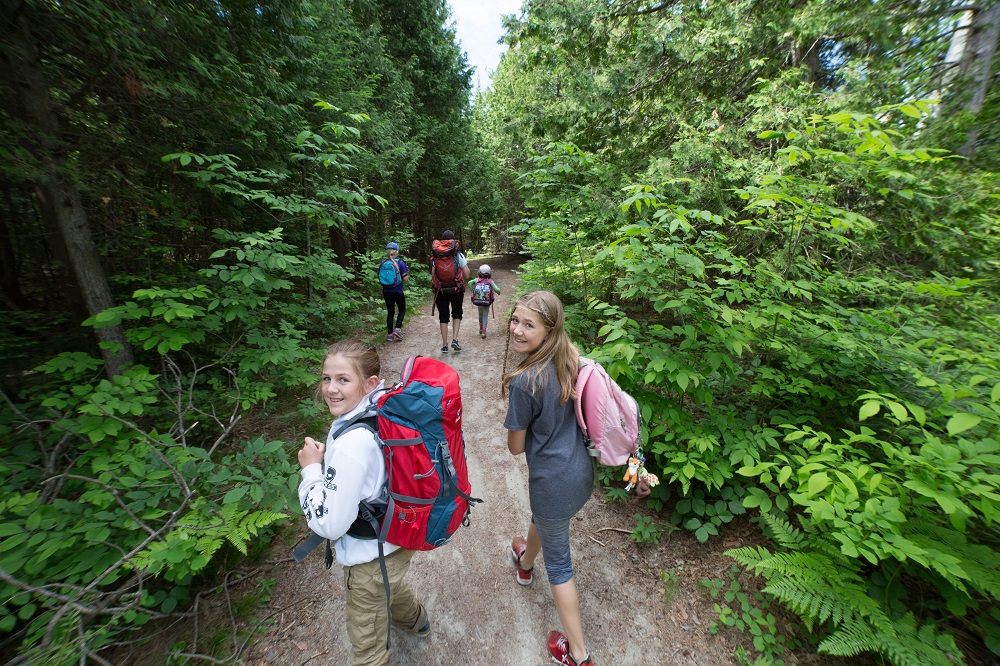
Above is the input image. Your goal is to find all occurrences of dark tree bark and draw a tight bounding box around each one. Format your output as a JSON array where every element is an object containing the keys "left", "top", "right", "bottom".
[
  {"left": 1, "top": 0, "right": 133, "bottom": 377},
  {"left": 1, "top": 184, "right": 29, "bottom": 309},
  {"left": 958, "top": 3, "right": 999, "bottom": 156}
]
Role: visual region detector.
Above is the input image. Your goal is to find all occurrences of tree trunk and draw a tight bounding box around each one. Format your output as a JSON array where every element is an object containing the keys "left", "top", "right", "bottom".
[
  {"left": 1, "top": 184, "right": 29, "bottom": 309},
  {"left": 958, "top": 3, "right": 1000, "bottom": 156},
  {"left": 1, "top": 1, "right": 133, "bottom": 377}
]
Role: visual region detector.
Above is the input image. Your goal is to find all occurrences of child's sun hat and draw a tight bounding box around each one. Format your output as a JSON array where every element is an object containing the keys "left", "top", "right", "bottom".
[{"left": 479, "top": 264, "right": 491, "bottom": 276}]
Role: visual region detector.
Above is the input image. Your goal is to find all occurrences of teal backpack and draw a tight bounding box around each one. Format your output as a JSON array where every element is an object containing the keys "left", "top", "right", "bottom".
[{"left": 378, "top": 258, "right": 402, "bottom": 288}]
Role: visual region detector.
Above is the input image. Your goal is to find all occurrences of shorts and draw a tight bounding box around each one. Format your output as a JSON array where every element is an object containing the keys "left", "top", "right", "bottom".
[
  {"left": 533, "top": 514, "right": 575, "bottom": 585},
  {"left": 435, "top": 290, "right": 464, "bottom": 324}
]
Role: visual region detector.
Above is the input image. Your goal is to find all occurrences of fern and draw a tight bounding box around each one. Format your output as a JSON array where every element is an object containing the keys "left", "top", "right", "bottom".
[
  {"left": 903, "top": 520, "right": 1000, "bottom": 601},
  {"left": 820, "top": 614, "right": 966, "bottom": 666},
  {"left": 727, "top": 531, "right": 968, "bottom": 666},
  {"left": 227, "top": 509, "right": 286, "bottom": 554},
  {"left": 757, "top": 512, "right": 808, "bottom": 550},
  {"left": 727, "top": 545, "right": 889, "bottom": 631}
]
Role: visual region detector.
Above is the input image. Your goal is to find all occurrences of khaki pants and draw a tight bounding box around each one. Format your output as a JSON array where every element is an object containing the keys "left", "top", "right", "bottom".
[{"left": 343, "top": 548, "right": 421, "bottom": 666}]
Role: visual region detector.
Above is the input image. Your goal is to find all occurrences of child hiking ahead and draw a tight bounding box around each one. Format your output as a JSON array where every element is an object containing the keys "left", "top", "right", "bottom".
[
  {"left": 501, "top": 291, "right": 595, "bottom": 666},
  {"left": 468, "top": 264, "right": 501, "bottom": 339},
  {"left": 378, "top": 242, "right": 409, "bottom": 342},
  {"left": 297, "top": 341, "right": 429, "bottom": 665}
]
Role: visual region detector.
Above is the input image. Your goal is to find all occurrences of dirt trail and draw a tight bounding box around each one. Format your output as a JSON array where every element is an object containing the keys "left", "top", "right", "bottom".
[{"left": 246, "top": 256, "right": 745, "bottom": 666}]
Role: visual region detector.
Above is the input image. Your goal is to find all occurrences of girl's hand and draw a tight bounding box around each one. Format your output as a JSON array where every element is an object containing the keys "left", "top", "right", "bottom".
[{"left": 298, "top": 436, "right": 325, "bottom": 468}]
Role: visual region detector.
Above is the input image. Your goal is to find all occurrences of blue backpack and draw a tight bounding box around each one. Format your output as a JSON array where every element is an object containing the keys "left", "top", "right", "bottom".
[{"left": 378, "top": 258, "right": 402, "bottom": 287}]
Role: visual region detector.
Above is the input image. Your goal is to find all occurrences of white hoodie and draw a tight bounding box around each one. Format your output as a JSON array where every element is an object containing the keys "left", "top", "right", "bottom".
[{"left": 297, "top": 381, "right": 400, "bottom": 566}]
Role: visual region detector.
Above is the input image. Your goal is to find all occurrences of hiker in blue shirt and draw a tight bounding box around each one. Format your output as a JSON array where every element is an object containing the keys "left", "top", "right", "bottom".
[
  {"left": 379, "top": 242, "right": 409, "bottom": 342},
  {"left": 502, "top": 291, "right": 595, "bottom": 666},
  {"left": 298, "top": 341, "right": 429, "bottom": 664}
]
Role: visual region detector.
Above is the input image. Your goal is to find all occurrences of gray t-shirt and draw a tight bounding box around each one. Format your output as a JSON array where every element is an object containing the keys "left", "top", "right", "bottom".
[{"left": 504, "top": 362, "right": 593, "bottom": 519}]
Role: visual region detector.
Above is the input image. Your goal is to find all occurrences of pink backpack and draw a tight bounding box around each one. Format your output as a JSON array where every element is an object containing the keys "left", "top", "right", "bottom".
[{"left": 574, "top": 357, "right": 641, "bottom": 466}]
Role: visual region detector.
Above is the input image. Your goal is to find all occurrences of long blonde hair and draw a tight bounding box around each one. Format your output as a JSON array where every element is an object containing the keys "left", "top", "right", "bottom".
[{"left": 501, "top": 291, "right": 579, "bottom": 404}]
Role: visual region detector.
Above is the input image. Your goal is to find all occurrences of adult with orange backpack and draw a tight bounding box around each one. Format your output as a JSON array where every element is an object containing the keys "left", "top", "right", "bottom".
[{"left": 429, "top": 230, "right": 470, "bottom": 353}]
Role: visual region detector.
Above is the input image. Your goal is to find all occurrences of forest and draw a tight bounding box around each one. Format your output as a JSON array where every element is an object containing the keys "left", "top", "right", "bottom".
[{"left": 1, "top": 0, "right": 998, "bottom": 664}]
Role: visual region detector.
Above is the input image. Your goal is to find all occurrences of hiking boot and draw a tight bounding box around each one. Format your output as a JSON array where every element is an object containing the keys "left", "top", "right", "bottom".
[
  {"left": 547, "top": 631, "right": 593, "bottom": 666},
  {"left": 451, "top": 339, "right": 462, "bottom": 351},
  {"left": 393, "top": 328, "right": 404, "bottom": 341},
  {"left": 510, "top": 536, "right": 533, "bottom": 586},
  {"left": 392, "top": 604, "right": 430, "bottom": 638},
  {"left": 441, "top": 346, "right": 448, "bottom": 353}
]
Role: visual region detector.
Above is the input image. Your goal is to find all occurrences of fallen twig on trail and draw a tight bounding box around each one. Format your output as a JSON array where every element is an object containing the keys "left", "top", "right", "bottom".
[
  {"left": 301, "top": 651, "right": 328, "bottom": 665},
  {"left": 594, "top": 527, "right": 633, "bottom": 535},
  {"left": 588, "top": 535, "right": 606, "bottom": 546}
]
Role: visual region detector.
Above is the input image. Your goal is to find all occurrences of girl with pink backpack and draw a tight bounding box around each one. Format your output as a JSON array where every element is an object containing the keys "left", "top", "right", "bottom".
[
  {"left": 501, "top": 291, "right": 595, "bottom": 666},
  {"left": 468, "top": 264, "right": 501, "bottom": 338}
]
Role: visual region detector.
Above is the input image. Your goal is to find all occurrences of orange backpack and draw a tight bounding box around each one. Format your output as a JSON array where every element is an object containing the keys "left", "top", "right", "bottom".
[{"left": 430, "top": 239, "right": 462, "bottom": 294}]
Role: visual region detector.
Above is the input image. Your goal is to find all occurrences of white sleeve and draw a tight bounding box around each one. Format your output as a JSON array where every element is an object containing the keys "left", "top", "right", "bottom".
[
  {"left": 297, "top": 428, "right": 381, "bottom": 541},
  {"left": 457, "top": 252, "right": 468, "bottom": 269}
]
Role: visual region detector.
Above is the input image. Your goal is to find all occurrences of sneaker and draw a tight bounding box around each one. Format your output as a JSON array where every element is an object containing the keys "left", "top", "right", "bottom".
[
  {"left": 480, "top": 331, "right": 487, "bottom": 339},
  {"left": 451, "top": 339, "right": 462, "bottom": 351},
  {"left": 547, "top": 631, "right": 593, "bottom": 666},
  {"left": 393, "top": 328, "right": 404, "bottom": 340},
  {"left": 510, "top": 536, "right": 533, "bottom": 586},
  {"left": 441, "top": 346, "right": 449, "bottom": 353},
  {"left": 393, "top": 604, "right": 430, "bottom": 638},
  {"left": 387, "top": 334, "right": 397, "bottom": 342}
]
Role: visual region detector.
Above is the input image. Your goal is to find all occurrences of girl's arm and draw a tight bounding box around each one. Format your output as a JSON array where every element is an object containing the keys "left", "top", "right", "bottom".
[
  {"left": 298, "top": 431, "right": 378, "bottom": 540},
  {"left": 507, "top": 429, "right": 526, "bottom": 455},
  {"left": 491, "top": 280, "right": 500, "bottom": 294}
]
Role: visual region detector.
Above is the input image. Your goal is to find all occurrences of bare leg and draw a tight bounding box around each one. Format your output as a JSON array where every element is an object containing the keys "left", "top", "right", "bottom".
[
  {"left": 520, "top": 522, "right": 541, "bottom": 570},
  {"left": 551, "top": 579, "right": 588, "bottom": 663},
  {"left": 452, "top": 318, "right": 462, "bottom": 341},
  {"left": 440, "top": 322, "right": 449, "bottom": 347}
]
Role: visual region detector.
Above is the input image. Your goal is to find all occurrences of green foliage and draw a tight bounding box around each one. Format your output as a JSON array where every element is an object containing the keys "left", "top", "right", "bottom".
[
  {"left": 727, "top": 517, "right": 968, "bottom": 666},
  {"left": 701, "top": 565, "right": 799, "bottom": 665},
  {"left": 630, "top": 513, "right": 663, "bottom": 544},
  {"left": 0, "top": 361, "right": 296, "bottom": 662},
  {"left": 501, "top": 49, "right": 999, "bottom": 666},
  {"left": 673, "top": 485, "right": 749, "bottom": 543},
  {"left": 661, "top": 568, "right": 681, "bottom": 607}
]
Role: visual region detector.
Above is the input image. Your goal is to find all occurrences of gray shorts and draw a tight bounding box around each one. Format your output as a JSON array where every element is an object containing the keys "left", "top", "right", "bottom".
[{"left": 533, "top": 514, "right": 575, "bottom": 585}]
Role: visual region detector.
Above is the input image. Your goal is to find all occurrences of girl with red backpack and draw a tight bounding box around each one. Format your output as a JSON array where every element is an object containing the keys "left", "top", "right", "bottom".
[
  {"left": 297, "top": 341, "right": 430, "bottom": 664},
  {"left": 501, "top": 291, "right": 595, "bottom": 666}
]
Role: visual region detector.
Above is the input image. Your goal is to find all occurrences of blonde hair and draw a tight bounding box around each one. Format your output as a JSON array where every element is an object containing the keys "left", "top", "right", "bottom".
[
  {"left": 313, "top": 340, "right": 380, "bottom": 400},
  {"left": 501, "top": 291, "right": 579, "bottom": 404}
]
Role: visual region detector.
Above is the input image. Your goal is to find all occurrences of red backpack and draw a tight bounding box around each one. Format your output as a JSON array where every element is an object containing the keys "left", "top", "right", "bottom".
[
  {"left": 293, "top": 356, "right": 480, "bottom": 645},
  {"left": 574, "top": 357, "right": 641, "bottom": 466},
  {"left": 430, "top": 239, "right": 462, "bottom": 295}
]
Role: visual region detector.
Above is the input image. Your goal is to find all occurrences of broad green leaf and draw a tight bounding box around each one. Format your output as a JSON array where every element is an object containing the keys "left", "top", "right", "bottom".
[
  {"left": 887, "top": 401, "right": 908, "bottom": 421},
  {"left": 947, "top": 413, "right": 981, "bottom": 436},
  {"left": 859, "top": 401, "right": 881, "bottom": 421},
  {"left": 808, "top": 472, "right": 829, "bottom": 495}
]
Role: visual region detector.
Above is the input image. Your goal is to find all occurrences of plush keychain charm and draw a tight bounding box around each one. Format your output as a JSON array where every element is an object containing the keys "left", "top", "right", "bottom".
[
  {"left": 623, "top": 455, "right": 643, "bottom": 491},
  {"left": 634, "top": 468, "right": 660, "bottom": 498}
]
